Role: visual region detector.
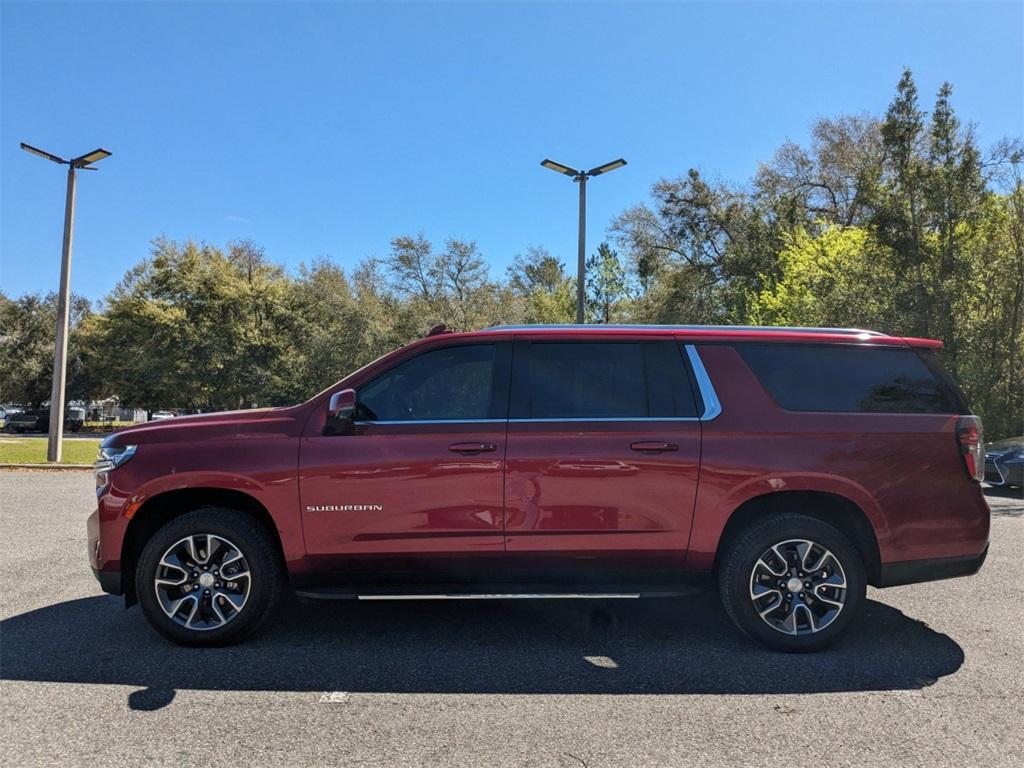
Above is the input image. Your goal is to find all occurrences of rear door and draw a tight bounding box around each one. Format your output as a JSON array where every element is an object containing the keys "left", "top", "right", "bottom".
[{"left": 503, "top": 336, "right": 702, "bottom": 561}]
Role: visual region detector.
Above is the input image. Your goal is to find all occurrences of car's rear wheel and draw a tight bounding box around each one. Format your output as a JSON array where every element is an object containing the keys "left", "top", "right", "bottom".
[
  {"left": 136, "top": 508, "right": 283, "bottom": 646},
  {"left": 718, "top": 513, "right": 866, "bottom": 652}
]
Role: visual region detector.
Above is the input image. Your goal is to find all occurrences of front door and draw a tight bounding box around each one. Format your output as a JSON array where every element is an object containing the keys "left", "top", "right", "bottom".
[
  {"left": 503, "top": 338, "right": 702, "bottom": 563},
  {"left": 299, "top": 341, "right": 512, "bottom": 564}
]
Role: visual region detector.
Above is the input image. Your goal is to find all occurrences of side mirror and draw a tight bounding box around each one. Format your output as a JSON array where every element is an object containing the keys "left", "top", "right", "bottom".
[{"left": 328, "top": 388, "right": 357, "bottom": 422}]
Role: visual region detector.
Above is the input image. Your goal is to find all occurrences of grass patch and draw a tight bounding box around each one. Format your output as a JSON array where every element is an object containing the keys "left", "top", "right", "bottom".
[{"left": 0, "top": 437, "right": 100, "bottom": 465}]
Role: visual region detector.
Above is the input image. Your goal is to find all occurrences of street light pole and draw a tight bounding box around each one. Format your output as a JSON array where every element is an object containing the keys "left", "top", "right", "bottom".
[
  {"left": 576, "top": 174, "right": 586, "bottom": 324},
  {"left": 48, "top": 164, "right": 79, "bottom": 462},
  {"left": 540, "top": 157, "right": 626, "bottom": 323},
  {"left": 20, "top": 142, "right": 112, "bottom": 462}
]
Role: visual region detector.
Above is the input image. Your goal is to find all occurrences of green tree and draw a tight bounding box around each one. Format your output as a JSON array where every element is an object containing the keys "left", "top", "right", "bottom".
[
  {"left": 954, "top": 188, "right": 1024, "bottom": 439},
  {"left": 923, "top": 82, "right": 986, "bottom": 360},
  {"left": 755, "top": 114, "right": 883, "bottom": 229},
  {"left": 585, "top": 242, "right": 630, "bottom": 323},
  {"left": 612, "top": 169, "right": 783, "bottom": 324},
  {"left": 0, "top": 291, "right": 92, "bottom": 406},
  {"left": 747, "top": 226, "right": 897, "bottom": 329},
  {"left": 277, "top": 257, "right": 421, "bottom": 402},
  {"left": 385, "top": 234, "right": 505, "bottom": 330},
  {"left": 506, "top": 246, "right": 575, "bottom": 323},
  {"left": 873, "top": 68, "right": 931, "bottom": 336},
  {"left": 86, "top": 238, "right": 292, "bottom": 412}
]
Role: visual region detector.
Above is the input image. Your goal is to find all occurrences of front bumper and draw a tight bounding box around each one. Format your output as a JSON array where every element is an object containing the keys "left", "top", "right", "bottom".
[
  {"left": 985, "top": 454, "right": 1023, "bottom": 487},
  {"left": 877, "top": 544, "right": 988, "bottom": 587},
  {"left": 87, "top": 502, "right": 123, "bottom": 595}
]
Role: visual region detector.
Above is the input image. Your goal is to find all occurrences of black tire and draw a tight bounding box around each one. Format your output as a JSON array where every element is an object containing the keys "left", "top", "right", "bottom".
[
  {"left": 718, "top": 513, "right": 867, "bottom": 652},
  {"left": 136, "top": 507, "right": 284, "bottom": 647}
]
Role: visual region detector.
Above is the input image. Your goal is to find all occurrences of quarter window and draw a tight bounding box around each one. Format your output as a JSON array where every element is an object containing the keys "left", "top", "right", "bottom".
[{"left": 736, "top": 343, "right": 962, "bottom": 414}]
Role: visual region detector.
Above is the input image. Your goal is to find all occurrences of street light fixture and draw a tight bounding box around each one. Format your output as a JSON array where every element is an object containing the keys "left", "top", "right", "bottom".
[
  {"left": 20, "top": 141, "right": 112, "bottom": 462},
  {"left": 540, "top": 156, "right": 627, "bottom": 323}
]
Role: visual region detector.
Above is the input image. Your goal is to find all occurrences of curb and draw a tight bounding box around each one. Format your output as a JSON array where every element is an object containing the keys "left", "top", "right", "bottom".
[{"left": 0, "top": 463, "right": 93, "bottom": 471}]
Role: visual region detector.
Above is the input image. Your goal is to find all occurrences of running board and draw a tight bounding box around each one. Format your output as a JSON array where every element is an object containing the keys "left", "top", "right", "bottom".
[
  {"left": 294, "top": 589, "right": 696, "bottom": 601},
  {"left": 359, "top": 593, "right": 642, "bottom": 601}
]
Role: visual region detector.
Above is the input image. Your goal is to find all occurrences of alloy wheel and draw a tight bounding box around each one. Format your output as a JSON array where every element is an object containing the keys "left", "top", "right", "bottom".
[
  {"left": 153, "top": 533, "right": 252, "bottom": 631},
  {"left": 748, "top": 539, "right": 848, "bottom": 635}
]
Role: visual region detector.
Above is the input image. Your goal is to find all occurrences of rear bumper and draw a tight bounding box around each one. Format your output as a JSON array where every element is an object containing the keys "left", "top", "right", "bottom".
[
  {"left": 877, "top": 544, "right": 988, "bottom": 587},
  {"left": 91, "top": 566, "right": 122, "bottom": 595}
]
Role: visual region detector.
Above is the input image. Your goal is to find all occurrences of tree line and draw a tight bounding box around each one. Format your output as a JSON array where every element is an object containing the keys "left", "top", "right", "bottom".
[{"left": 2, "top": 70, "right": 1021, "bottom": 438}]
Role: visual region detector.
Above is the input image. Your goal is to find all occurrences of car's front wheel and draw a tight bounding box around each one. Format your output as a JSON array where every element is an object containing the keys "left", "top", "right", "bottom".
[
  {"left": 718, "top": 513, "right": 867, "bottom": 652},
  {"left": 136, "top": 508, "right": 283, "bottom": 646}
]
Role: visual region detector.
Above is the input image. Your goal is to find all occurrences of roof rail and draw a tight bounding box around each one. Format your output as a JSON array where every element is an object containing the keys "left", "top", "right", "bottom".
[{"left": 485, "top": 323, "right": 886, "bottom": 336}]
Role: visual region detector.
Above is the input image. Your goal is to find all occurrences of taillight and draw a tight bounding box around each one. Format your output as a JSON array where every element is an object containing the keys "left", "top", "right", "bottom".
[{"left": 956, "top": 416, "right": 984, "bottom": 482}]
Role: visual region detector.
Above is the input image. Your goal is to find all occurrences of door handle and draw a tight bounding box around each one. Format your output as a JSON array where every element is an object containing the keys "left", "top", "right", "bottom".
[
  {"left": 630, "top": 441, "right": 679, "bottom": 453},
  {"left": 448, "top": 441, "right": 497, "bottom": 455}
]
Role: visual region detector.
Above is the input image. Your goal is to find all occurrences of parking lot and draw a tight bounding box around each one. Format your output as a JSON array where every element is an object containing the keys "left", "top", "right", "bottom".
[{"left": 1, "top": 470, "right": 1021, "bottom": 767}]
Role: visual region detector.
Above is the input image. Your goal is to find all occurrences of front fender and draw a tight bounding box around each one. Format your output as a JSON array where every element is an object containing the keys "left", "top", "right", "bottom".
[{"left": 96, "top": 437, "right": 303, "bottom": 573}]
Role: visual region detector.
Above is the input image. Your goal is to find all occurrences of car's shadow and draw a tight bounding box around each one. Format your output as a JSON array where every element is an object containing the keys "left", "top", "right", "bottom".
[{"left": 1, "top": 591, "right": 963, "bottom": 710}]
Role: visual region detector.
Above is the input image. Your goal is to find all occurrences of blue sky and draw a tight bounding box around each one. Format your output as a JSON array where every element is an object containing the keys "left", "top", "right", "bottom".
[{"left": 2, "top": 1, "right": 1021, "bottom": 301}]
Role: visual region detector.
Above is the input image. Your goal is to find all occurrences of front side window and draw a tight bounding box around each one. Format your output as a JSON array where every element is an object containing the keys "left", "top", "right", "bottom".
[
  {"left": 511, "top": 340, "right": 698, "bottom": 419},
  {"left": 736, "top": 343, "right": 962, "bottom": 414},
  {"left": 357, "top": 344, "right": 504, "bottom": 421}
]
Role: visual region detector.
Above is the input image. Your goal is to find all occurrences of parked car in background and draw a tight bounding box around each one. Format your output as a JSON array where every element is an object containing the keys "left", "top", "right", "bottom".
[
  {"left": 88, "top": 324, "right": 990, "bottom": 651},
  {"left": 984, "top": 437, "right": 1024, "bottom": 488},
  {"left": 150, "top": 411, "right": 177, "bottom": 421},
  {"left": 6, "top": 409, "right": 45, "bottom": 433},
  {"left": 6, "top": 406, "right": 85, "bottom": 433},
  {"left": 0, "top": 405, "right": 24, "bottom": 427}
]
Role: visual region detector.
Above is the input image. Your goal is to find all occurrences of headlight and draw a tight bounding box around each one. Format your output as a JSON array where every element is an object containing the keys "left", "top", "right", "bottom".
[{"left": 95, "top": 444, "right": 137, "bottom": 490}]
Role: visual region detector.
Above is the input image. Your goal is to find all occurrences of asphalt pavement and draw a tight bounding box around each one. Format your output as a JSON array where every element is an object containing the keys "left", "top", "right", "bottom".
[{"left": 1, "top": 471, "right": 1021, "bottom": 767}]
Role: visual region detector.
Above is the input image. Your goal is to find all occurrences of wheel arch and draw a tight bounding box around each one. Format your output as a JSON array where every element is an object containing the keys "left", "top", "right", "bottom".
[
  {"left": 713, "top": 490, "right": 883, "bottom": 586},
  {"left": 120, "top": 487, "right": 287, "bottom": 605}
]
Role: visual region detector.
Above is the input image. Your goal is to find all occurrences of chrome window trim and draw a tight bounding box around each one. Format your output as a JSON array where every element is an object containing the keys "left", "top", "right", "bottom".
[
  {"left": 354, "top": 419, "right": 506, "bottom": 426},
  {"left": 352, "top": 345, "right": 721, "bottom": 425},
  {"left": 684, "top": 344, "right": 722, "bottom": 421},
  {"left": 509, "top": 417, "right": 698, "bottom": 423},
  {"left": 355, "top": 417, "right": 700, "bottom": 425}
]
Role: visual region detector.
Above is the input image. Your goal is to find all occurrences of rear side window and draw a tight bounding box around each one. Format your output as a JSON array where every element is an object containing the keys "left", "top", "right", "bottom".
[
  {"left": 511, "top": 341, "right": 698, "bottom": 419},
  {"left": 736, "top": 343, "right": 963, "bottom": 414}
]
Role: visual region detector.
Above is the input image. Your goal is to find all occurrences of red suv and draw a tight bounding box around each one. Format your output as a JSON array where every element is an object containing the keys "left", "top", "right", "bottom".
[{"left": 88, "top": 325, "right": 989, "bottom": 651}]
